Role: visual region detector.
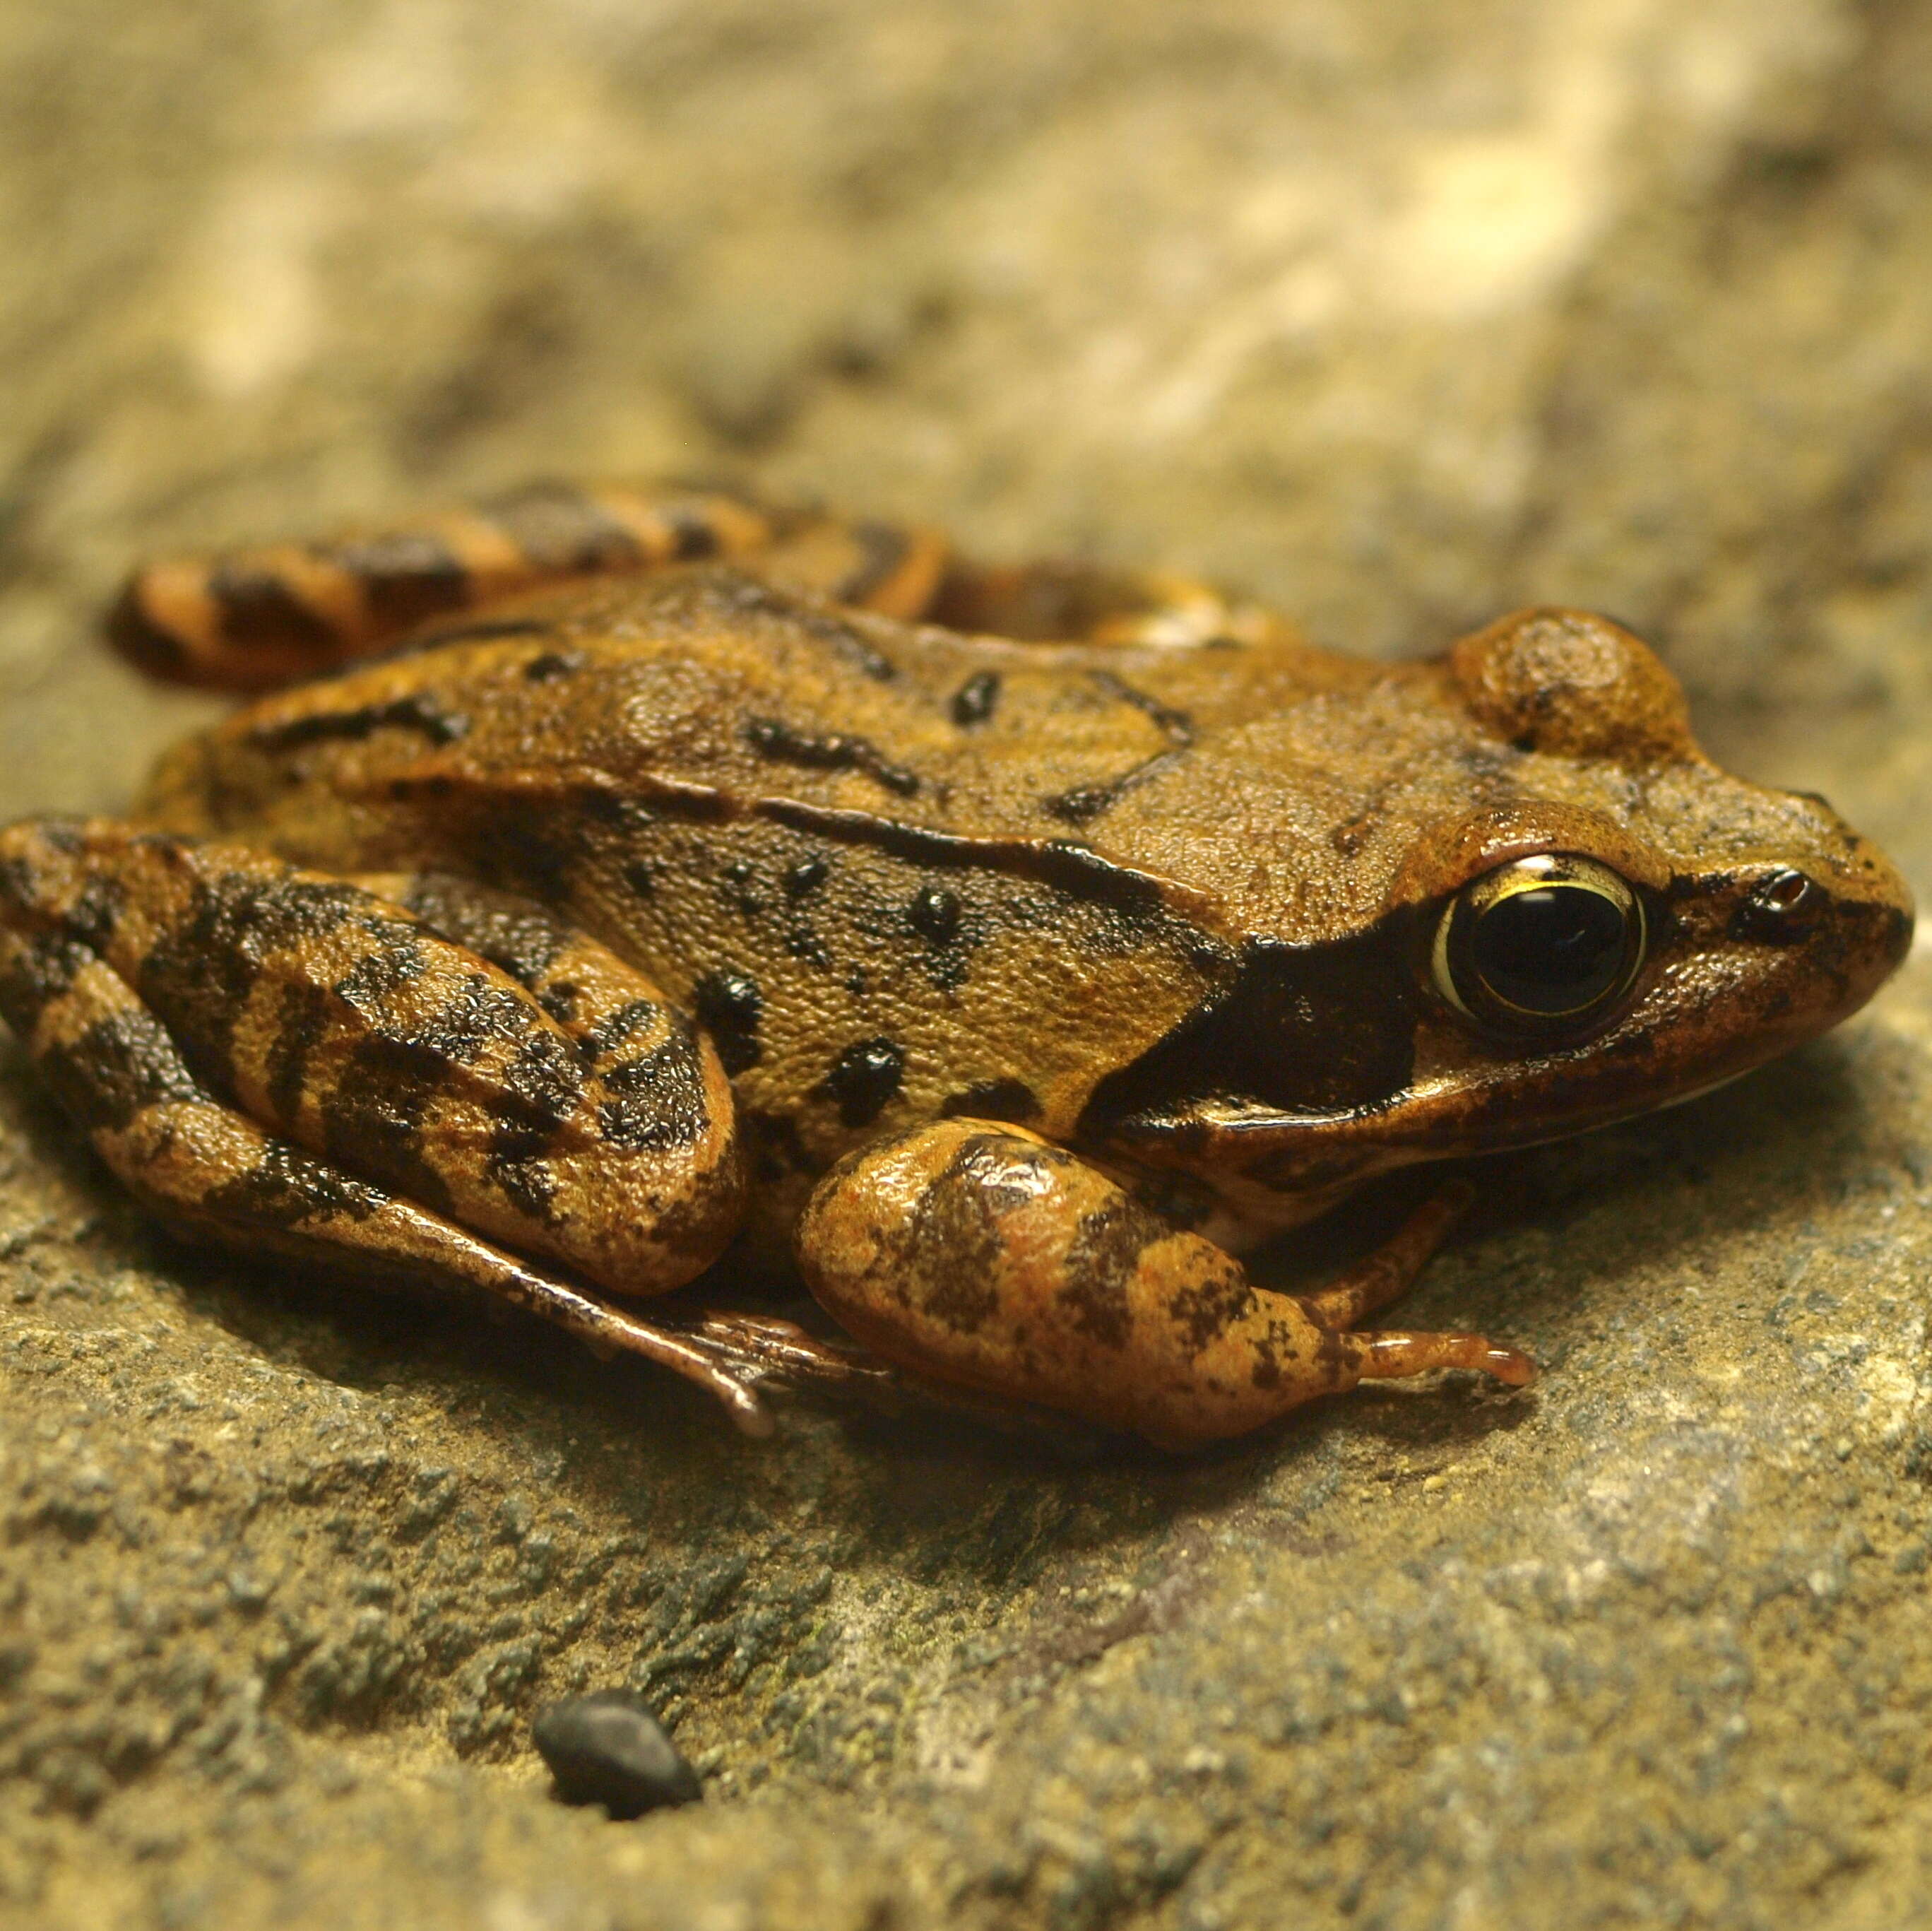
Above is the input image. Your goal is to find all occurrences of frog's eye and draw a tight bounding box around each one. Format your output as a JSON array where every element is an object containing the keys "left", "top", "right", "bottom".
[{"left": 1433, "top": 854, "right": 1645, "bottom": 1032}]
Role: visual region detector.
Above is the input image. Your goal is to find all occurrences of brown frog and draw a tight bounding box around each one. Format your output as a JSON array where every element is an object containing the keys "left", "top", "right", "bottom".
[{"left": 0, "top": 483, "right": 1912, "bottom": 1448}]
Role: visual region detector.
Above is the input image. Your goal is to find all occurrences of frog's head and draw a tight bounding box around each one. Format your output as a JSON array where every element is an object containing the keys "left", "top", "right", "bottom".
[{"left": 1080, "top": 608, "right": 1914, "bottom": 1222}]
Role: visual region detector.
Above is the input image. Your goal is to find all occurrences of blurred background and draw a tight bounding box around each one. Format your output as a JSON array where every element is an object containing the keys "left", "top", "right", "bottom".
[{"left": 6, "top": 6, "right": 1932, "bottom": 1930}]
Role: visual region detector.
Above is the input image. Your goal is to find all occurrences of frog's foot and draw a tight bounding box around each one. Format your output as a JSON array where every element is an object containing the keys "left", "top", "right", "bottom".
[
  {"left": 796, "top": 1121, "right": 1533, "bottom": 1451},
  {"left": 0, "top": 819, "right": 781, "bottom": 1419}
]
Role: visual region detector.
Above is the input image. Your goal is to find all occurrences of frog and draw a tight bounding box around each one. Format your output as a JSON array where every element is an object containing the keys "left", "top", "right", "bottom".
[{"left": 0, "top": 480, "right": 1912, "bottom": 1448}]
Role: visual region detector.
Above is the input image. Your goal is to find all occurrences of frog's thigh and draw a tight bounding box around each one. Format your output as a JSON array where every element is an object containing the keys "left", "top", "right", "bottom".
[
  {"left": 796, "top": 1121, "right": 1531, "bottom": 1450},
  {"left": 0, "top": 820, "right": 745, "bottom": 1299}
]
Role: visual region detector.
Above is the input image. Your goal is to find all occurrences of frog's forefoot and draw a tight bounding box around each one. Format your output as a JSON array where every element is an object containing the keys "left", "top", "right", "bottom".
[{"left": 797, "top": 1123, "right": 1532, "bottom": 1449}]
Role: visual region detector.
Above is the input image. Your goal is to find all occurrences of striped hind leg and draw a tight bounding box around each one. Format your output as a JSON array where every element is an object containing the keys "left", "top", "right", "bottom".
[
  {"left": 107, "top": 482, "right": 961, "bottom": 692},
  {"left": 0, "top": 818, "right": 814, "bottom": 1424},
  {"left": 107, "top": 482, "right": 812, "bottom": 690}
]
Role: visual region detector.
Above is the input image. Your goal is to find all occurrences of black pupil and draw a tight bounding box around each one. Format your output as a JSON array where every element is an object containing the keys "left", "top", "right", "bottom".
[{"left": 1470, "top": 885, "right": 1630, "bottom": 1016}]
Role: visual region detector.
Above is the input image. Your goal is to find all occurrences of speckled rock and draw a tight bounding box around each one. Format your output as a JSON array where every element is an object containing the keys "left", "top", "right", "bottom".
[{"left": 4, "top": 4, "right": 1932, "bottom": 1928}]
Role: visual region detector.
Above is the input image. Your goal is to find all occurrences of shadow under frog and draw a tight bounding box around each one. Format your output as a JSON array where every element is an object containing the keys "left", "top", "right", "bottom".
[{"left": 0, "top": 480, "right": 1912, "bottom": 1461}]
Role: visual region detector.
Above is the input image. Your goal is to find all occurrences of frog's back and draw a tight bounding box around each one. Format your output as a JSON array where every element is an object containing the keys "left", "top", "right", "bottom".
[{"left": 140, "top": 566, "right": 1389, "bottom": 1217}]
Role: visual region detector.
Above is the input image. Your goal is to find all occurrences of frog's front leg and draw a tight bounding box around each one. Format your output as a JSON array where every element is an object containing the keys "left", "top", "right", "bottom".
[
  {"left": 796, "top": 1122, "right": 1533, "bottom": 1451},
  {"left": 0, "top": 818, "right": 812, "bottom": 1427}
]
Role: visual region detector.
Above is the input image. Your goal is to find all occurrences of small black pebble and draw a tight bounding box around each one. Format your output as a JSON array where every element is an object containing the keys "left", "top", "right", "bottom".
[{"left": 531, "top": 1690, "right": 704, "bottom": 1819}]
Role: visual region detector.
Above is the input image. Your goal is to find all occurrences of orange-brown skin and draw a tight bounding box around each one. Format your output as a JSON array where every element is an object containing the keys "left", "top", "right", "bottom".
[{"left": 1, "top": 483, "right": 1914, "bottom": 1447}]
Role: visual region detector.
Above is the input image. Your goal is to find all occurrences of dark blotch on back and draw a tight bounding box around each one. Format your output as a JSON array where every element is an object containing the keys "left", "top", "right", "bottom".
[
  {"left": 819, "top": 1036, "right": 905, "bottom": 1128},
  {"left": 692, "top": 971, "right": 763, "bottom": 1075},
  {"left": 249, "top": 694, "right": 469, "bottom": 754},
  {"left": 908, "top": 885, "right": 961, "bottom": 945},
  {"left": 742, "top": 717, "right": 920, "bottom": 798},
  {"left": 784, "top": 855, "right": 830, "bottom": 899},
  {"left": 950, "top": 671, "right": 1000, "bottom": 727}
]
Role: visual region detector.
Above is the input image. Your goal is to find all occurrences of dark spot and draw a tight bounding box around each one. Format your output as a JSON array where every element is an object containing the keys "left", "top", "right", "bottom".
[
  {"left": 783, "top": 855, "right": 830, "bottom": 899},
  {"left": 663, "top": 507, "right": 721, "bottom": 560},
  {"left": 249, "top": 694, "right": 470, "bottom": 753},
  {"left": 891, "top": 1133, "right": 1065, "bottom": 1333},
  {"left": 202, "top": 1139, "right": 386, "bottom": 1229},
  {"left": 624, "top": 861, "right": 656, "bottom": 900},
  {"left": 137, "top": 869, "right": 369, "bottom": 1089},
  {"left": 785, "top": 927, "right": 831, "bottom": 969},
  {"left": 597, "top": 1021, "right": 712, "bottom": 1151},
  {"left": 319, "top": 1032, "right": 462, "bottom": 1216},
  {"left": 0, "top": 933, "right": 91, "bottom": 1033},
  {"left": 720, "top": 858, "right": 764, "bottom": 922},
  {"left": 37, "top": 1010, "right": 204, "bottom": 1135},
  {"left": 1055, "top": 1205, "right": 1150, "bottom": 1349},
  {"left": 263, "top": 979, "right": 331, "bottom": 1126},
  {"left": 330, "top": 926, "right": 432, "bottom": 1012},
  {"left": 1043, "top": 784, "right": 1116, "bottom": 825},
  {"left": 208, "top": 562, "right": 340, "bottom": 658},
  {"left": 691, "top": 971, "right": 763, "bottom": 1075},
  {"left": 742, "top": 717, "right": 920, "bottom": 798},
  {"left": 485, "top": 1128, "right": 558, "bottom": 1226},
  {"left": 908, "top": 885, "right": 961, "bottom": 945},
  {"left": 477, "top": 482, "right": 644, "bottom": 574},
  {"left": 521, "top": 650, "right": 583, "bottom": 683},
  {"left": 1165, "top": 1263, "right": 1257, "bottom": 1359},
  {"left": 817, "top": 1037, "right": 905, "bottom": 1128},
  {"left": 938, "top": 1078, "right": 1040, "bottom": 1124},
  {"left": 334, "top": 530, "right": 474, "bottom": 635},
  {"left": 531, "top": 1691, "right": 701, "bottom": 1819},
  {"left": 494, "top": 1021, "right": 594, "bottom": 1132},
  {"left": 401, "top": 876, "right": 568, "bottom": 989},
  {"left": 950, "top": 671, "right": 1000, "bottom": 727},
  {"left": 105, "top": 581, "right": 193, "bottom": 678}
]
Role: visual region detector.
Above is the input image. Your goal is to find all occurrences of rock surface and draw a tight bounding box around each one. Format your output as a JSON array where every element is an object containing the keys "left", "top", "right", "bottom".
[{"left": 4, "top": 4, "right": 1932, "bottom": 1927}]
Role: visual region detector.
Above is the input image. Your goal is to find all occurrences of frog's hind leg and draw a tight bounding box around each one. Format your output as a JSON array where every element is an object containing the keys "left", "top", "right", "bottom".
[
  {"left": 0, "top": 817, "right": 824, "bottom": 1427},
  {"left": 798, "top": 1121, "right": 1532, "bottom": 1451},
  {"left": 106, "top": 482, "right": 836, "bottom": 692}
]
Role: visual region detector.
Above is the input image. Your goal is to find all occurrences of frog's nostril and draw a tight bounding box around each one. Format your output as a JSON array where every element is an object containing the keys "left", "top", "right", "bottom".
[
  {"left": 1727, "top": 868, "right": 1822, "bottom": 945},
  {"left": 1758, "top": 868, "right": 1815, "bottom": 916}
]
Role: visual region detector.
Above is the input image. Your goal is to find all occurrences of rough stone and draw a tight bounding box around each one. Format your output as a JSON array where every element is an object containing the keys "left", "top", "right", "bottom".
[{"left": 4, "top": 4, "right": 1932, "bottom": 1928}]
